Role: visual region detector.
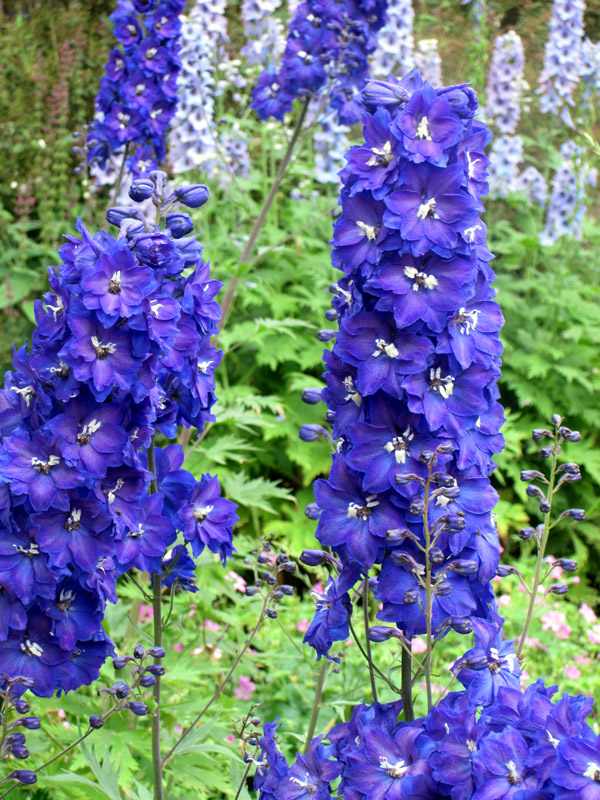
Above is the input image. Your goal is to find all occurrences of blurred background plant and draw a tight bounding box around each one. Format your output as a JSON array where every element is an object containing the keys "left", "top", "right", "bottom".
[{"left": 0, "top": 0, "right": 599, "bottom": 795}]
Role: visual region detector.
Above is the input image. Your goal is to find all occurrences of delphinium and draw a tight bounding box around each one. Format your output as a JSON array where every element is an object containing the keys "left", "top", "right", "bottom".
[
  {"left": 0, "top": 172, "right": 237, "bottom": 796},
  {"left": 537, "top": 0, "right": 586, "bottom": 128},
  {"left": 240, "top": 0, "right": 286, "bottom": 70},
  {"left": 514, "top": 165, "right": 548, "bottom": 206},
  {"left": 248, "top": 71, "right": 596, "bottom": 800},
  {"left": 0, "top": 677, "right": 40, "bottom": 788},
  {"left": 86, "top": 0, "right": 185, "bottom": 194},
  {"left": 414, "top": 39, "right": 443, "bottom": 87},
  {"left": 169, "top": 0, "right": 228, "bottom": 176},
  {"left": 313, "top": 110, "right": 351, "bottom": 185},
  {"left": 250, "top": 0, "right": 388, "bottom": 126},
  {"left": 484, "top": 30, "right": 527, "bottom": 199},
  {"left": 371, "top": 0, "right": 415, "bottom": 80},
  {"left": 540, "top": 140, "right": 597, "bottom": 245},
  {"left": 580, "top": 37, "right": 600, "bottom": 102}
]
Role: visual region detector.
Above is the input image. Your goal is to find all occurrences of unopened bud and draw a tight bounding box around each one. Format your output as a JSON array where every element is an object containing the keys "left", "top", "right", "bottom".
[
  {"left": 302, "top": 388, "right": 323, "bottom": 405},
  {"left": 173, "top": 183, "right": 209, "bottom": 208},
  {"left": 546, "top": 583, "right": 568, "bottom": 595}
]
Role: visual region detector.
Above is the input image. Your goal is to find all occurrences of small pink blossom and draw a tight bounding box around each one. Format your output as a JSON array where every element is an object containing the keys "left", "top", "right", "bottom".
[
  {"left": 575, "top": 654, "right": 591, "bottom": 666},
  {"left": 345, "top": 638, "right": 353, "bottom": 647},
  {"left": 296, "top": 619, "right": 310, "bottom": 633},
  {"left": 213, "top": 648, "right": 222, "bottom": 660},
  {"left": 555, "top": 624, "right": 572, "bottom": 640},
  {"left": 173, "top": 643, "right": 183, "bottom": 653},
  {"left": 497, "top": 594, "right": 511, "bottom": 607},
  {"left": 580, "top": 603, "right": 597, "bottom": 624},
  {"left": 225, "top": 571, "right": 247, "bottom": 594},
  {"left": 139, "top": 604, "right": 153, "bottom": 623},
  {"left": 193, "top": 647, "right": 204, "bottom": 655},
  {"left": 313, "top": 581, "right": 324, "bottom": 595},
  {"left": 412, "top": 638, "right": 427, "bottom": 654},
  {"left": 205, "top": 619, "right": 221, "bottom": 632},
  {"left": 587, "top": 624, "right": 600, "bottom": 645},
  {"left": 541, "top": 609, "right": 570, "bottom": 640},
  {"left": 227, "top": 734, "right": 235, "bottom": 744},
  {"left": 565, "top": 664, "right": 582, "bottom": 680},
  {"left": 572, "top": 576, "right": 580, "bottom": 584},
  {"left": 525, "top": 637, "right": 547, "bottom": 651},
  {"left": 235, "top": 675, "right": 256, "bottom": 701},
  {"left": 550, "top": 566, "right": 563, "bottom": 580}
]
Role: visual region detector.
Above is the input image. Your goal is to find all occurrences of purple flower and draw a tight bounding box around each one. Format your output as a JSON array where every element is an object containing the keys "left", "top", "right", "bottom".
[
  {"left": 472, "top": 728, "right": 538, "bottom": 798},
  {"left": 178, "top": 474, "right": 238, "bottom": 562},
  {"left": 393, "top": 84, "right": 462, "bottom": 165},
  {"left": 454, "top": 619, "right": 521, "bottom": 706},
  {"left": 53, "top": 400, "right": 129, "bottom": 477},
  {"left": 384, "top": 163, "right": 479, "bottom": 256},
  {"left": 304, "top": 566, "right": 360, "bottom": 661},
  {"left": 552, "top": 735, "right": 600, "bottom": 799},
  {"left": 1, "top": 612, "right": 70, "bottom": 697},
  {"left": 114, "top": 494, "right": 176, "bottom": 573}
]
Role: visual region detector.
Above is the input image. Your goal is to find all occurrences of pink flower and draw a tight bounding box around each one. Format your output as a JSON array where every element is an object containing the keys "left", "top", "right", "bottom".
[
  {"left": 575, "top": 654, "right": 591, "bottom": 666},
  {"left": 412, "top": 638, "right": 427, "bottom": 654},
  {"left": 173, "top": 643, "right": 183, "bottom": 653},
  {"left": 205, "top": 619, "right": 221, "bottom": 632},
  {"left": 541, "top": 610, "right": 569, "bottom": 636},
  {"left": 497, "top": 594, "right": 511, "bottom": 607},
  {"left": 225, "top": 571, "right": 247, "bottom": 594},
  {"left": 313, "top": 581, "right": 324, "bottom": 595},
  {"left": 580, "top": 603, "right": 597, "bottom": 624},
  {"left": 296, "top": 619, "right": 310, "bottom": 633},
  {"left": 234, "top": 675, "right": 256, "bottom": 701},
  {"left": 587, "top": 624, "right": 600, "bottom": 645},
  {"left": 193, "top": 646, "right": 204, "bottom": 655},
  {"left": 227, "top": 734, "right": 235, "bottom": 744},
  {"left": 555, "top": 624, "right": 572, "bottom": 640},
  {"left": 525, "top": 637, "right": 547, "bottom": 651},
  {"left": 565, "top": 664, "right": 582, "bottom": 680},
  {"left": 139, "top": 604, "right": 153, "bottom": 623}
]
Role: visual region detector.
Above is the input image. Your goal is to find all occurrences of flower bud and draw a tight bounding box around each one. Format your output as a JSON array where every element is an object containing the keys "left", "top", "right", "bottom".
[
  {"left": 266, "top": 609, "right": 278, "bottom": 618},
  {"left": 129, "top": 178, "right": 154, "bottom": 202},
  {"left": 11, "top": 745, "right": 29, "bottom": 759},
  {"left": 145, "top": 665, "right": 166, "bottom": 677},
  {"left": 139, "top": 674, "right": 156, "bottom": 688},
  {"left": 539, "top": 446, "right": 555, "bottom": 459},
  {"left": 281, "top": 585, "right": 294, "bottom": 595},
  {"left": 386, "top": 528, "right": 412, "bottom": 544},
  {"left": 518, "top": 527, "right": 535, "bottom": 540},
  {"left": 559, "top": 508, "right": 586, "bottom": 521},
  {"left": 451, "top": 559, "right": 478, "bottom": 575},
  {"left": 173, "top": 184, "right": 209, "bottom": 208},
  {"left": 324, "top": 309, "right": 338, "bottom": 321},
  {"left": 18, "top": 717, "right": 41, "bottom": 730},
  {"left": 546, "top": 582, "right": 568, "bottom": 595},
  {"left": 526, "top": 484, "right": 545, "bottom": 499},
  {"left": 539, "top": 498, "right": 551, "bottom": 513},
  {"left": 409, "top": 499, "right": 424, "bottom": 516},
  {"left": 165, "top": 212, "right": 194, "bottom": 239},
  {"left": 146, "top": 646, "right": 166, "bottom": 659},
  {"left": 302, "top": 388, "right": 323, "bottom": 405},
  {"left": 278, "top": 561, "right": 296, "bottom": 573},
  {"left": 325, "top": 410, "right": 336, "bottom": 423},
  {"left": 7, "top": 770, "right": 36, "bottom": 785},
  {"left": 429, "top": 547, "right": 445, "bottom": 564},
  {"left": 113, "top": 655, "right": 134, "bottom": 670},
  {"left": 557, "top": 559, "right": 577, "bottom": 572},
  {"left": 445, "top": 515, "right": 466, "bottom": 532},
  {"left": 462, "top": 653, "right": 489, "bottom": 671},
  {"left": 435, "top": 473, "right": 456, "bottom": 487},
  {"left": 127, "top": 702, "right": 149, "bottom": 716},
  {"left": 300, "top": 549, "right": 329, "bottom": 566},
  {"left": 497, "top": 564, "right": 518, "bottom": 577},
  {"left": 419, "top": 450, "right": 434, "bottom": 463},
  {"left": 434, "top": 580, "right": 453, "bottom": 596},
  {"left": 436, "top": 442, "right": 454, "bottom": 455},
  {"left": 520, "top": 470, "right": 546, "bottom": 482},
  {"left": 559, "top": 463, "right": 580, "bottom": 475},
  {"left": 89, "top": 716, "right": 104, "bottom": 729},
  {"left": 299, "top": 424, "right": 332, "bottom": 442},
  {"left": 566, "top": 430, "right": 581, "bottom": 442},
  {"left": 113, "top": 681, "right": 130, "bottom": 699},
  {"left": 532, "top": 429, "right": 553, "bottom": 440},
  {"left": 13, "top": 700, "right": 29, "bottom": 714},
  {"left": 317, "top": 329, "right": 336, "bottom": 342},
  {"left": 246, "top": 586, "right": 261, "bottom": 596},
  {"left": 133, "top": 644, "right": 145, "bottom": 659},
  {"left": 304, "top": 504, "right": 322, "bottom": 521},
  {"left": 106, "top": 206, "right": 144, "bottom": 227},
  {"left": 403, "top": 589, "right": 419, "bottom": 605},
  {"left": 368, "top": 626, "right": 401, "bottom": 642},
  {"left": 558, "top": 426, "right": 571, "bottom": 439},
  {"left": 394, "top": 472, "right": 420, "bottom": 486},
  {"left": 448, "top": 617, "right": 472, "bottom": 634},
  {"left": 551, "top": 414, "right": 563, "bottom": 426}
]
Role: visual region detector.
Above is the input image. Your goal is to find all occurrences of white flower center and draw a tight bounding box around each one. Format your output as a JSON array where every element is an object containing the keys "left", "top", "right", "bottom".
[
  {"left": 463, "top": 224, "right": 481, "bottom": 243},
  {"left": 347, "top": 495, "right": 379, "bottom": 520},
  {"left": 91, "top": 335, "right": 117, "bottom": 359},
  {"left": 404, "top": 266, "right": 438, "bottom": 291},
  {"left": 506, "top": 760, "right": 521, "bottom": 785},
  {"left": 547, "top": 731, "right": 559, "bottom": 748},
  {"left": 20, "top": 639, "right": 43, "bottom": 657},
  {"left": 31, "top": 455, "right": 60, "bottom": 473},
  {"left": 467, "top": 739, "right": 477, "bottom": 752},
  {"left": 379, "top": 756, "right": 409, "bottom": 778},
  {"left": 356, "top": 220, "right": 378, "bottom": 240},
  {"left": 343, "top": 376, "right": 361, "bottom": 406},
  {"left": 416, "top": 115, "right": 432, "bottom": 140},
  {"left": 198, "top": 361, "right": 213, "bottom": 374},
  {"left": 455, "top": 307, "right": 480, "bottom": 334},
  {"left": 467, "top": 151, "right": 481, "bottom": 179},
  {"left": 10, "top": 386, "right": 35, "bottom": 406},
  {"left": 373, "top": 338, "right": 399, "bottom": 358},
  {"left": 584, "top": 762, "right": 600, "bottom": 782},
  {"left": 384, "top": 427, "right": 414, "bottom": 464},
  {"left": 193, "top": 505, "right": 214, "bottom": 522},
  {"left": 417, "top": 198, "right": 437, "bottom": 219},
  {"left": 429, "top": 367, "right": 454, "bottom": 398},
  {"left": 366, "top": 141, "right": 393, "bottom": 166}
]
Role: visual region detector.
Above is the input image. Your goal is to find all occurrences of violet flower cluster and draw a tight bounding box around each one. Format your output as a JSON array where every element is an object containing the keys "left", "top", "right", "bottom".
[
  {"left": 87, "top": 0, "right": 185, "bottom": 180},
  {"left": 537, "top": 0, "right": 585, "bottom": 128},
  {"left": 254, "top": 675, "right": 600, "bottom": 799},
  {"left": 300, "top": 70, "right": 504, "bottom": 660},
  {"left": 0, "top": 172, "right": 237, "bottom": 698},
  {"left": 250, "top": 0, "right": 388, "bottom": 125},
  {"left": 540, "top": 140, "right": 597, "bottom": 246},
  {"left": 371, "top": 0, "right": 415, "bottom": 80},
  {"left": 240, "top": 0, "right": 286, "bottom": 70},
  {"left": 580, "top": 38, "right": 600, "bottom": 100},
  {"left": 313, "top": 109, "right": 351, "bottom": 185},
  {"left": 484, "top": 30, "right": 526, "bottom": 135}
]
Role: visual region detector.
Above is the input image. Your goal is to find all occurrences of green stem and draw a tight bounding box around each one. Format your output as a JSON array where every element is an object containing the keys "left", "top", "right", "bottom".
[
  {"left": 217, "top": 96, "right": 311, "bottom": 333},
  {"left": 401, "top": 641, "right": 414, "bottom": 722},
  {"left": 110, "top": 143, "right": 129, "bottom": 206},
  {"left": 147, "top": 442, "right": 164, "bottom": 800},
  {"left": 303, "top": 661, "right": 328, "bottom": 754},
  {"left": 423, "top": 461, "right": 435, "bottom": 711},
  {"left": 161, "top": 592, "right": 270, "bottom": 767},
  {"left": 362, "top": 577, "right": 378, "bottom": 704},
  {"left": 516, "top": 437, "right": 559, "bottom": 658}
]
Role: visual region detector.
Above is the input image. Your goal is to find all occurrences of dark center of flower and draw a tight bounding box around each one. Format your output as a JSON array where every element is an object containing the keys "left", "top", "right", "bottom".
[
  {"left": 488, "top": 659, "right": 501, "bottom": 673},
  {"left": 57, "top": 589, "right": 75, "bottom": 612},
  {"left": 193, "top": 504, "right": 213, "bottom": 522},
  {"left": 347, "top": 495, "right": 379, "bottom": 520},
  {"left": 77, "top": 432, "right": 91, "bottom": 445},
  {"left": 91, "top": 335, "right": 117, "bottom": 360},
  {"left": 428, "top": 367, "right": 454, "bottom": 398},
  {"left": 31, "top": 455, "right": 60, "bottom": 474},
  {"left": 108, "top": 271, "right": 122, "bottom": 294},
  {"left": 506, "top": 761, "right": 521, "bottom": 785}
]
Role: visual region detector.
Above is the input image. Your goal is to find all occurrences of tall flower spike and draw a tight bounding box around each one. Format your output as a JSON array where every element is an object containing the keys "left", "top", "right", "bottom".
[
  {"left": 537, "top": 0, "right": 586, "bottom": 128},
  {"left": 250, "top": 0, "right": 388, "bottom": 125},
  {"left": 414, "top": 40, "right": 443, "bottom": 88},
  {"left": 240, "top": 0, "right": 286, "bottom": 70},
  {"left": 302, "top": 69, "right": 504, "bottom": 661},
  {"left": 371, "top": 0, "right": 415, "bottom": 80},
  {"left": 87, "top": 0, "right": 185, "bottom": 181},
  {"left": 0, "top": 173, "right": 237, "bottom": 697}
]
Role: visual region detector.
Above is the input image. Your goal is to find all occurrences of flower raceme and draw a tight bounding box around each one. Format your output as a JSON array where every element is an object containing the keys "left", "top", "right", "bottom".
[
  {"left": 250, "top": 0, "right": 388, "bottom": 125},
  {"left": 0, "top": 172, "right": 237, "bottom": 697},
  {"left": 87, "top": 0, "right": 185, "bottom": 179},
  {"left": 301, "top": 70, "right": 504, "bottom": 658}
]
